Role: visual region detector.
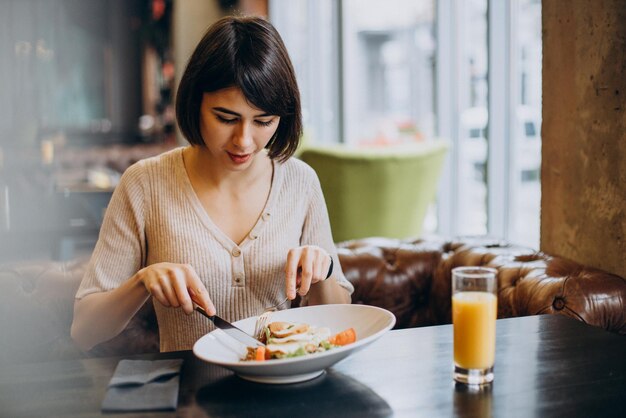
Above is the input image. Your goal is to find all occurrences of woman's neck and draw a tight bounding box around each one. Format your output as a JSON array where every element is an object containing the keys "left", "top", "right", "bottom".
[{"left": 182, "top": 146, "right": 272, "bottom": 191}]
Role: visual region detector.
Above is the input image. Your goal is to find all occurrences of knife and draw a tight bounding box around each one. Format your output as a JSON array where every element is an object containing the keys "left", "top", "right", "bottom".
[{"left": 194, "top": 306, "right": 265, "bottom": 348}]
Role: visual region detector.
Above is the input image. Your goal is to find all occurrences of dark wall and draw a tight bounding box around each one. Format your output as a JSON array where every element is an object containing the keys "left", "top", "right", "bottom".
[{"left": 0, "top": 0, "right": 144, "bottom": 147}]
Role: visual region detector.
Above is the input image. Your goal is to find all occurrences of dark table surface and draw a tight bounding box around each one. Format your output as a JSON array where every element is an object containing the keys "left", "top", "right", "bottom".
[{"left": 1, "top": 314, "right": 624, "bottom": 418}]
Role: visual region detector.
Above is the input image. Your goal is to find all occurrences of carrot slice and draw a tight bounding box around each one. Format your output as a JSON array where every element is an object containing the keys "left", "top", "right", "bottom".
[
  {"left": 328, "top": 328, "right": 357, "bottom": 346},
  {"left": 255, "top": 346, "right": 266, "bottom": 361}
]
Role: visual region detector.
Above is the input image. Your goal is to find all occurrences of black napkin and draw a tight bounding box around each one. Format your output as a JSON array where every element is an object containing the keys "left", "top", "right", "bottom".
[{"left": 101, "top": 359, "right": 183, "bottom": 413}]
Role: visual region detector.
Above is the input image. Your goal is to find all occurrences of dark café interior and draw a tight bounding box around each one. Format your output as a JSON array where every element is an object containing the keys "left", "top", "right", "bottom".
[{"left": 0, "top": 1, "right": 624, "bottom": 417}]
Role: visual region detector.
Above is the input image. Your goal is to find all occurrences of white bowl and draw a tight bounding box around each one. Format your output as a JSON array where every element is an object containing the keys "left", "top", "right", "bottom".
[{"left": 193, "top": 304, "right": 396, "bottom": 384}]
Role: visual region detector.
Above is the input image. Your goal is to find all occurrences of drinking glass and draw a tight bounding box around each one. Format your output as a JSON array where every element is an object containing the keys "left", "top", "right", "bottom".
[{"left": 452, "top": 266, "right": 498, "bottom": 385}]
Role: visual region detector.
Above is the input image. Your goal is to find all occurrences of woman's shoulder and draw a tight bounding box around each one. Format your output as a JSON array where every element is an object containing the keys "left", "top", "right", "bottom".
[
  {"left": 122, "top": 147, "right": 183, "bottom": 179},
  {"left": 279, "top": 156, "right": 317, "bottom": 183},
  {"left": 115, "top": 147, "right": 183, "bottom": 193}
]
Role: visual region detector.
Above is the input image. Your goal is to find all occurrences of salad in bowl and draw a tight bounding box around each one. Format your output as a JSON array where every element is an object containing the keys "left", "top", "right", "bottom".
[
  {"left": 243, "top": 321, "right": 357, "bottom": 361},
  {"left": 193, "top": 304, "right": 395, "bottom": 384}
]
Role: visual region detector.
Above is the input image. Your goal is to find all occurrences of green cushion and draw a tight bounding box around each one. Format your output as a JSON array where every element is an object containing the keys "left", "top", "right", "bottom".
[{"left": 299, "top": 141, "right": 449, "bottom": 242}]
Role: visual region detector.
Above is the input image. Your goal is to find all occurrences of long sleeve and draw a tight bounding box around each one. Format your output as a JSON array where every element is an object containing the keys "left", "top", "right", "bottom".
[
  {"left": 75, "top": 161, "right": 147, "bottom": 298},
  {"left": 300, "top": 170, "right": 354, "bottom": 295}
]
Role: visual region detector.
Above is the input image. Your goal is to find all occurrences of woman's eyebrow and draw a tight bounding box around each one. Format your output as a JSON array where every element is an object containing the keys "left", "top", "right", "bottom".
[{"left": 212, "top": 107, "right": 272, "bottom": 117}]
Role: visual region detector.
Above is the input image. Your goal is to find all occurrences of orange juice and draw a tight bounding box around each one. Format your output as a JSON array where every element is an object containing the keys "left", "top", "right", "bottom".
[{"left": 453, "top": 291, "right": 497, "bottom": 369}]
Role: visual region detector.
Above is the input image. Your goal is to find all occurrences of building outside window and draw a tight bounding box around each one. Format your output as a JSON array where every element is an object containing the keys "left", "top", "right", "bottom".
[
  {"left": 342, "top": 0, "right": 436, "bottom": 145},
  {"left": 270, "top": 0, "right": 542, "bottom": 248}
]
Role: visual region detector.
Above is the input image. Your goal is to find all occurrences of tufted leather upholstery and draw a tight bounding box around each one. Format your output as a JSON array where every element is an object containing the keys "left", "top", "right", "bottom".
[
  {"left": 338, "top": 237, "right": 626, "bottom": 333},
  {"left": 1, "top": 236, "right": 624, "bottom": 364}
]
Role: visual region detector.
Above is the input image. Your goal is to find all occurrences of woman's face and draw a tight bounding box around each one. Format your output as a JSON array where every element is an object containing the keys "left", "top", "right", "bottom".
[{"left": 198, "top": 87, "right": 280, "bottom": 170}]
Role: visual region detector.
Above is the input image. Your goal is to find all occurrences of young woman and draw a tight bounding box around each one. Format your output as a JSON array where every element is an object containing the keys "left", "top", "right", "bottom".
[{"left": 71, "top": 16, "right": 353, "bottom": 353}]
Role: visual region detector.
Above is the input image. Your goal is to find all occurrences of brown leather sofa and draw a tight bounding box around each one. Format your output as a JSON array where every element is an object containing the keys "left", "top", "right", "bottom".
[{"left": 1, "top": 236, "right": 624, "bottom": 365}]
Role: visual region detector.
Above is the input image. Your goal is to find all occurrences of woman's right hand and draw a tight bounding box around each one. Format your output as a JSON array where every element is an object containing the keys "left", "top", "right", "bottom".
[{"left": 135, "top": 263, "right": 216, "bottom": 315}]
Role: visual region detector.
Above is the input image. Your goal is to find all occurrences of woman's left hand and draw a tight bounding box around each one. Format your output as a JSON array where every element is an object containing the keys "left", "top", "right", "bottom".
[{"left": 285, "top": 245, "right": 332, "bottom": 300}]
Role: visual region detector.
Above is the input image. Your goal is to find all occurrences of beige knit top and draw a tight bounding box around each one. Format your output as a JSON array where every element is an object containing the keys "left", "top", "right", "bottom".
[{"left": 76, "top": 147, "right": 354, "bottom": 352}]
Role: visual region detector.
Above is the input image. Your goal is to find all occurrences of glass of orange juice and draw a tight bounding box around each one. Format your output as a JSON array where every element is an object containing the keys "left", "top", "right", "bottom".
[{"left": 452, "top": 266, "right": 498, "bottom": 385}]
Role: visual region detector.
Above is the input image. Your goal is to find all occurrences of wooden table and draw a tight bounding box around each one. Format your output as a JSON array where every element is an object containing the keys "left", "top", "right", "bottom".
[{"left": 1, "top": 315, "right": 624, "bottom": 417}]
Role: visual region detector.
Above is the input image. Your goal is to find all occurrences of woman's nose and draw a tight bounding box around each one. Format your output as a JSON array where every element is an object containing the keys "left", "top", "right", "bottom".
[{"left": 232, "top": 122, "right": 254, "bottom": 149}]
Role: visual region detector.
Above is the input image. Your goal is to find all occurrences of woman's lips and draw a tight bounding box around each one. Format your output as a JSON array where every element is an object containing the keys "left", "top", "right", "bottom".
[{"left": 227, "top": 152, "right": 252, "bottom": 164}]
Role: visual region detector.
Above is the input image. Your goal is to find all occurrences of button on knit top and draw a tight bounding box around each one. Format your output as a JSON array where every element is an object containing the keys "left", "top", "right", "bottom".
[{"left": 75, "top": 147, "right": 354, "bottom": 352}]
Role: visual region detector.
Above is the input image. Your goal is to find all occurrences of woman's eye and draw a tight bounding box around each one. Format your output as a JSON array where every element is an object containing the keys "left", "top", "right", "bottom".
[
  {"left": 216, "top": 115, "right": 238, "bottom": 124},
  {"left": 255, "top": 119, "right": 275, "bottom": 127}
]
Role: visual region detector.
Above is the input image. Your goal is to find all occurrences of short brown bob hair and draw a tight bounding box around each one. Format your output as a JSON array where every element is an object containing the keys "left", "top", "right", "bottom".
[{"left": 176, "top": 16, "right": 302, "bottom": 162}]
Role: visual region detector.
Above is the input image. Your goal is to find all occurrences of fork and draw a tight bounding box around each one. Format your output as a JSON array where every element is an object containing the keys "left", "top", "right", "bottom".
[
  {"left": 253, "top": 311, "right": 274, "bottom": 340},
  {"left": 253, "top": 288, "right": 299, "bottom": 339}
]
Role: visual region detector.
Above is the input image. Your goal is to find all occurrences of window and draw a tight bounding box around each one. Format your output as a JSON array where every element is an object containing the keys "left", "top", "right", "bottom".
[
  {"left": 508, "top": 0, "right": 542, "bottom": 248},
  {"left": 444, "top": 0, "right": 489, "bottom": 237},
  {"left": 270, "top": 0, "right": 340, "bottom": 144},
  {"left": 270, "top": 0, "right": 542, "bottom": 248},
  {"left": 342, "top": 0, "right": 436, "bottom": 145}
]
